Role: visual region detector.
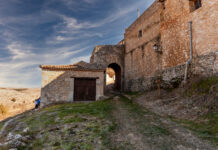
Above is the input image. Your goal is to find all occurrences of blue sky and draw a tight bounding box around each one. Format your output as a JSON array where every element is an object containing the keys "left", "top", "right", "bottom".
[{"left": 0, "top": 0, "right": 154, "bottom": 88}]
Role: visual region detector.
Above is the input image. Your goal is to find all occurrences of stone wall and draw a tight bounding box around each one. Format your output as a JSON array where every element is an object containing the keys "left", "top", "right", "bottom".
[
  {"left": 90, "top": 45, "right": 125, "bottom": 90},
  {"left": 160, "top": 0, "right": 218, "bottom": 68},
  {"left": 124, "top": 0, "right": 218, "bottom": 91},
  {"left": 40, "top": 70, "right": 104, "bottom": 107},
  {"left": 90, "top": 45, "right": 125, "bottom": 68},
  {"left": 124, "top": 1, "right": 163, "bottom": 91},
  {"left": 192, "top": 51, "right": 218, "bottom": 76}
]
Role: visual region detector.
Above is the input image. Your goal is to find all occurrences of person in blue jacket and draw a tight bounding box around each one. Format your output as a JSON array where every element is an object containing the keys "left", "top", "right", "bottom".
[{"left": 35, "top": 97, "right": 40, "bottom": 109}]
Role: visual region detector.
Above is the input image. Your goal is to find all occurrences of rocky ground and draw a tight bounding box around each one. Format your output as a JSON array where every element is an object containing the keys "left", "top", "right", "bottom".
[
  {"left": 0, "top": 76, "right": 217, "bottom": 150},
  {"left": 0, "top": 94, "right": 217, "bottom": 149},
  {"left": 0, "top": 88, "right": 40, "bottom": 121}
]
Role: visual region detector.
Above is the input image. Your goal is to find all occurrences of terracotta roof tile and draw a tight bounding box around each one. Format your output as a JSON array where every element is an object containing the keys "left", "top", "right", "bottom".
[{"left": 40, "top": 61, "right": 105, "bottom": 72}]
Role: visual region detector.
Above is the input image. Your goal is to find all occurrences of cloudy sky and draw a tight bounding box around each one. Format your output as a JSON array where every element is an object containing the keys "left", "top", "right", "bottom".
[{"left": 0, "top": 0, "right": 154, "bottom": 88}]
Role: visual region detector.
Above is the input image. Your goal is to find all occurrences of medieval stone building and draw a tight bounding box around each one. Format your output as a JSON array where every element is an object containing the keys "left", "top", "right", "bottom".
[
  {"left": 91, "top": 0, "right": 218, "bottom": 91},
  {"left": 40, "top": 0, "right": 217, "bottom": 106}
]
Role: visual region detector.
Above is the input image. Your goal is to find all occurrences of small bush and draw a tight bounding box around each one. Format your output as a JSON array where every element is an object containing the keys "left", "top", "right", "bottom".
[
  {"left": 13, "top": 88, "right": 27, "bottom": 92},
  {"left": 11, "top": 98, "right": 16, "bottom": 102},
  {"left": 0, "top": 104, "right": 8, "bottom": 115},
  {"left": 185, "top": 76, "right": 218, "bottom": 96}
]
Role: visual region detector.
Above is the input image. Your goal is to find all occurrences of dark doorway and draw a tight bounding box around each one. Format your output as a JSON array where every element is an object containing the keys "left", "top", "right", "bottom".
[
  {"left": 74, "top": 78, "right": 96, "bottom": 101},
  {"left": 106, "top": 63, "right": 121, "bottom": 91}
]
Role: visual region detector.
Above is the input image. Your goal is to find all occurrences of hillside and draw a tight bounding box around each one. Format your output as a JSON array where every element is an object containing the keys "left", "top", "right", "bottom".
[
  {"left": 0, "top": 96, "right": 217, "bottom": 149},
  {"left": 0, "top": 88, "right": 40, "bottom": 121},
  {"left": 0, "top": 76, "right": 217, "bottom": 149}
]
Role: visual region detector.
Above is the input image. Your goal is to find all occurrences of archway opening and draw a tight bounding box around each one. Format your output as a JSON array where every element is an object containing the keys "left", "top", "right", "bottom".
[{"left": 106, "top": 63, "right": 121, "bottom": 91}]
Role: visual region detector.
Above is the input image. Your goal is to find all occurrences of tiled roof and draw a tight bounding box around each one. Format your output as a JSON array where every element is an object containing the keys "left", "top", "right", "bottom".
[{"left": 40, "top": 61, "right": 105, "bottom": 71}]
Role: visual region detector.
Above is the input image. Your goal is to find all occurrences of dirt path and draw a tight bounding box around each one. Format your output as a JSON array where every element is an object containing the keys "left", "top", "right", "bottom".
[
  {"left": 111, "top": 97, "right": 150, "bottom": 150},
  {"left": 111, "top": 96, "right": 217, "bottom": 150}
]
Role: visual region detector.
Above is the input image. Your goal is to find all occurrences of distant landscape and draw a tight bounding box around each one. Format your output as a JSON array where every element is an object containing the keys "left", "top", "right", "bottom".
[{"left": 0, "top": 88, "right": 40, "bottom": 121}]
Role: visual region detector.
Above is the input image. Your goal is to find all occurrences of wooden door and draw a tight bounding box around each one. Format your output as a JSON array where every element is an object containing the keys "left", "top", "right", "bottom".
[{"left": 74, "top": 78, "right": 96, "bottom": 101}]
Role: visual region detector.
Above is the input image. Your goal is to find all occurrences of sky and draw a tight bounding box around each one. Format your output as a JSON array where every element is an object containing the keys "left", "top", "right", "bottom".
[{"left": 0, "top": 0, "right": 154, "bottom": 88}]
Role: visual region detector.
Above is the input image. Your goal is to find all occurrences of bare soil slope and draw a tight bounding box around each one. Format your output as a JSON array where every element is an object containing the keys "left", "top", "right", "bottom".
[
  {"left": 0, "top": 96, "right": 217, "bottom": 149},
  {"left": 0, "top": 88, "right": 40, "bottom": 121}
]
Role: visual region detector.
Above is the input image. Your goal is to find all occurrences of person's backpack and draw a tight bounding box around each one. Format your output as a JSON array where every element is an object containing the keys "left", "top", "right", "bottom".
[{"left": 37, "top": 99, "right": 40, "bottom": 105}]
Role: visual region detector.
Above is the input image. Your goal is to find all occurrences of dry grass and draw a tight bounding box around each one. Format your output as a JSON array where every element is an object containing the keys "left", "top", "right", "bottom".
[
  {"left": 0, "top": 88, "right": 40, "bottom": 121},
  {"left": 11, "top": 98, "right": 16, "bottom": 102},
  {"left": 0, "top": 104, "right": 8, "bottom": 116}
]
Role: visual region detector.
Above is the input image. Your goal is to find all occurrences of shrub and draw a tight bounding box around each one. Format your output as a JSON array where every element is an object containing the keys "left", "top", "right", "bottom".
[
  {"left": 185, "top": 76, "right": 218, "bottom": 96},
  {"left": 11, "top": 98, "right": 16, "bottom": 102},
  {"left": 0, "top": 104, "right": 8, "bottom": 115}
]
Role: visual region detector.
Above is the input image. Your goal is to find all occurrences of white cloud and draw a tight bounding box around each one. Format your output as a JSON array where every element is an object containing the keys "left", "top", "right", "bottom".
[
  {"left": 58, "top": 0, "right": 98, "bottom": 7},
  {"left": 83, "top": 0, "right": 97, "bottom": 4},
  {"left": 70, "top": 55, "right": 91, "bottom": 64},
  {"left": 7, "top": 42, "right": 35, "bottom": 60},
  {"left": 0, "top": 41, "right": 91, "bottom": 88},
  {"left": 55, "top": 0, "right": 152, "bottom": 31},
  {"left": 62, "top": 16, "right": 85, "bottom": 29},
  {"left": 0, "top": 0, "right": 155, "bottom": 88}
]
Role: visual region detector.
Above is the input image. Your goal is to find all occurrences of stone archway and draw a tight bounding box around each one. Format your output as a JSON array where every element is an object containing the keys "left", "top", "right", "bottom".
[
  {"left": 107, "top": 63, "right": 122, "bottom": 91},
  {"left": 90, "top": 45, "right": 125, "bottom": 92}
]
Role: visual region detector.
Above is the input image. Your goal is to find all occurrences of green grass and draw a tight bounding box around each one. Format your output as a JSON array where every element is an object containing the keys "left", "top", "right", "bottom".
[
  {"left": 185, "top": 76, "right": 218, "bottom": 96},
  {"left": 21, "top": 99, "right": 117, "bottom": 149},
  {"left": 170, "top": 112, "right": 218, "bottom": 146},
  {"left": 0, "top": 122, "right": 3, "bottom": 131},
  {"left": 119, "top": 95, "right": 172, "bottom": 149},
  {"left": 120, "top": 95, "right": 170, "bottom": 136},
  {"left": 124, "top": 91, "right": 142, "bottom": 99}
]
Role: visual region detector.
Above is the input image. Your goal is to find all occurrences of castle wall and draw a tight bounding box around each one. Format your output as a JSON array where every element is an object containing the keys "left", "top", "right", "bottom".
[
  {"left": 40, "top": 70, "right": 104, "bottom": 107},
  {"left": 161, "top": 0, "right": 218, "bottom": 68},
  {"left": 124, "top": 1, "right": 164, "bottom": 91},
  {"left": 124, "top": 0, "right": 218, "bottom": 91}
]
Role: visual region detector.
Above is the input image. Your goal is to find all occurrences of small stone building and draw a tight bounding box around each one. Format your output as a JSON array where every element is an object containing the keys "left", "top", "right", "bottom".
[{"left": 40, "top": 61, "right": 105, "bottom": 107}]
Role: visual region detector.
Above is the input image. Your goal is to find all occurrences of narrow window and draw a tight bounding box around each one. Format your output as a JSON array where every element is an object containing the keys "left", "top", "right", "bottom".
[
  {"left": 190, "top": 0, "right": 202, "bottom": 12},
  {"left": 138, "top": 30, "right": 142, "bottom": 38},
  {"left": 194, "top": 0, "right": 202, "bottom": 9},
  {"left": 141, "top": 45, "right": 144, "bottom": 58},
  {"left": 131, "top": 51, "right": 133, "bottom": 67}
]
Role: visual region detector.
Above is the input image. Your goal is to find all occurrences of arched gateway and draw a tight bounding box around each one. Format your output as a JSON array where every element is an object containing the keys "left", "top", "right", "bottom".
[
  {"left": 90, "top": 45, "right": 125, "bottom": 91},
  {"left": 107, "top": 63, "right": 121, "bottom": 91}
]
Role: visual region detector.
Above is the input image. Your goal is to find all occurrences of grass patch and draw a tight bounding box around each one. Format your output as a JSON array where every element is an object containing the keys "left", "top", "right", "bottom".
[
  {"left": 0, "top": 104, "right": 8, "bottom": 116},
  {"left": 170, "top": 112, "right": 218, "bottom": 146},
  {"left": 144, "top": 125, "right": 170, "bottom": 136},
  {"left": 13, "top": 88, "right": 27, "bottom": 92},
  {"left": 0, "top": 122, "right": 3, "bottom": 131},
  {"left": 44, "top": 99, "right": 113, "bottom": 119},
  {"left": 22, "top": 99, "right": 117, "bottom": 149},
  {"left": 120, "top": 95, "right": 170, "bottom": 136},
  {"left": 185, "top": 76, "right": 218, "bottom": 96},
  {"left": 124, "top": 91, "right": 142, "bottom": 99},
  {"left": 120, "top": 95, "right": 151, "bottom": 116}
]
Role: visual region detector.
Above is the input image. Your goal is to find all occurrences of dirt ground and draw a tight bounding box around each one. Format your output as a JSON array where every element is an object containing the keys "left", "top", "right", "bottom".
[
  {"left": 0, "top": 88, "right": 40, "bottom": 121},
  {"left": 0, "top": 95, "right": 217, "bottom": 149},
  {"left": 111, "top": 96, "right": 216, "bottom": 150}
]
